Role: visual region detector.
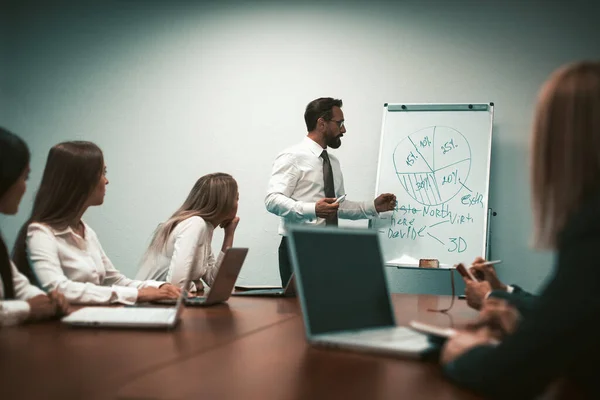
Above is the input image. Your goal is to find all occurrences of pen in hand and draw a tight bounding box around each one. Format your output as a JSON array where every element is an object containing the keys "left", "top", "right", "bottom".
[
  {"left": 477, "top": 260, "right": 502, "bottom": 267},
  {"left": 333, "top": 194, "right": 347, "bottom": 204},
  {"left": 470, "top": 260, "right": 502, "bottom": 281}
]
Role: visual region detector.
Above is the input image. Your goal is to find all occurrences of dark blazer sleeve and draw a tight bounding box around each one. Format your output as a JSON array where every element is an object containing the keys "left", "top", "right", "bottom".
[
  {"left": 489, "top": 285, "right": 537, "bottom": 317},
  {"left": 443, "top": 235, "right": 600, "bottom": 399}
]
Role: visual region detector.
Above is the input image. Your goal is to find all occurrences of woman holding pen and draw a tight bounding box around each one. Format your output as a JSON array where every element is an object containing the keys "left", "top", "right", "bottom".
[
  {"left": 441, "top": 61, "right": 600, "bottom": 399},
  {"left": 463, "top": 257, "right": 537, "bottom": 315}
]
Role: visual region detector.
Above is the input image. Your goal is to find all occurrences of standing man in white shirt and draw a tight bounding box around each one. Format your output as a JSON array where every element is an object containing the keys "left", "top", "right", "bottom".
[{"left": 265, "top": 97, "right": 397, "bottom": 284}]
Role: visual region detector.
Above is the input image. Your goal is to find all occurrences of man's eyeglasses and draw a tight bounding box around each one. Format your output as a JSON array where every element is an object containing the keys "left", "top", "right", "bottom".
[{"left": 329, "top": 119, "right": 345, "bottom": 129}]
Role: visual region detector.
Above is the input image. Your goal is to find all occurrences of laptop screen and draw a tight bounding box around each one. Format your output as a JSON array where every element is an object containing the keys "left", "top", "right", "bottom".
[
  {"left": 206, "top": 248, "right": 248, "bottom": 302},
  {"left": 288, "top": 227, "right": 395, "bottom": 336}
]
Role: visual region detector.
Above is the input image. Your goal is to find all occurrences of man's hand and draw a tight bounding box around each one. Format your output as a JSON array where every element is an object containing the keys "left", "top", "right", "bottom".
[
  {"left": 374, "top": 193, "right": 396, "bottom": 212},
  {"left": 471, "top": 257, "right": 507, "bottom": 291},
  {"left": 315, "top": 198, "right": 339, "bottom": 219},
  {"left": 26, "top": 294, "right": 59, "bottom": 321},
  {"left": 464, "top": 279, "right": 492, "bottom": 310}
]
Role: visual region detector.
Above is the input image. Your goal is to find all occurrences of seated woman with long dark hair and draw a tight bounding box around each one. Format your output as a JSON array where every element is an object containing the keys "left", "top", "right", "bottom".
[
  {"left": 13, "top": 141, "right": 180, "bottom": 305},
  {"left": 0, "top": 127, "right": 68, "bottom": 326}
]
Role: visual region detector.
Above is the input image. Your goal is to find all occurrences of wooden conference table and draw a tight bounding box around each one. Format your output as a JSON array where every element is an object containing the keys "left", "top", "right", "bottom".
[{"left": 0, "top": 294, "right": 483, "bottom": 399}]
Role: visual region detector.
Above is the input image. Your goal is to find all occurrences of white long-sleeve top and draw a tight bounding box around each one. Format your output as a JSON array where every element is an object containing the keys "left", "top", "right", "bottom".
[
  {"left": 27, "top": 222, "right": 163, "bottom": 305},
  {"left": 265, "top": 136, "right": 378, "bottom": 235},
  {"left": 135, "top": 216, "right": 224, "bottom": 290},
  {"left": 0, "top": 260, "right": 45, "bottom": 326}
]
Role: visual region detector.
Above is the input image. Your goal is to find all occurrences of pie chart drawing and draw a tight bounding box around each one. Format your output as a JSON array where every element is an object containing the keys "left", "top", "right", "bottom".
[{"left": 393, "top": 126, "right": 472, "bottom": 206}]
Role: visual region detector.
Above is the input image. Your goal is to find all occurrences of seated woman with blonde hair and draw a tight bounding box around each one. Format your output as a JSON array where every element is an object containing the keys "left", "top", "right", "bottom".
[
  {"left": 12, "top": 141, "right": 180, "bottom": 305},
  {"left": 136, "top": 173, "right": 240, "bottom": 292}
]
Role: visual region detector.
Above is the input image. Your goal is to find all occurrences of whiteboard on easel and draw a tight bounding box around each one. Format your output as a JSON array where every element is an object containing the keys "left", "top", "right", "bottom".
[{"left": 371, "top": 103, "right": 494, "bottom": 268}]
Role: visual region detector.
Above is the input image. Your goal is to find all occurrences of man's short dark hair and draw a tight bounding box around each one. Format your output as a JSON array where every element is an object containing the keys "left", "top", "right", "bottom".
[{"left": 304, "top": 97, "right": 343, "bottom": 131}]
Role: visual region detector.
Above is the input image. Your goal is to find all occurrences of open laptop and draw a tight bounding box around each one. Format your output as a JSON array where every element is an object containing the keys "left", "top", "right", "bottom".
[
  {"left": 146, "top": 247, "right": 248, "bottom": 307},
  {"left": 184, "top": 247, "right": 248, "bottom": 306},
  {"left": 61, "top": 256, "right": 193, "bottom": 329},
  {"left": 287, "top": 225, "right": 434, "bottom": 359},
  {"left": 232, "top": 274, "right": 296, "bottom": 297}
]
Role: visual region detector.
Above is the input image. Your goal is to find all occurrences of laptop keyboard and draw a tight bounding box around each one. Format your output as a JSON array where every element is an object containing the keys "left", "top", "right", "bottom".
[
  {"left": 185, "top": 297, "right": 207, "bottom": 304},
  {"left": 346, "top": 326, "right": 423, "bottom": 341},
  {"left": 235, "top": 289, "right": 284, "bottom": 296},
  {"left": 65, "top": 307, "right": 176, "bottom": 323},
  {"left": 317, "top": 326, "right": 430, "bottom": 350}
]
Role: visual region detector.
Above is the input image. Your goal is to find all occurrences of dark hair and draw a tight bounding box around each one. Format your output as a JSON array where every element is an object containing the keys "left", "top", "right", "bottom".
[
  {"left": 0, "top": 127, "right": 30, "bottom": 299},
  {"left": 13, "top": 141, "right": 104, "bottom": 283},
  {"left": 304, "top": 97, "right": 343, "bottom": 131},
  {"left": 531, "top": 61, "right": 600, "bottom": 249},
  {"left": 0, "top": 127, "right": 30, "bottom": 200}
]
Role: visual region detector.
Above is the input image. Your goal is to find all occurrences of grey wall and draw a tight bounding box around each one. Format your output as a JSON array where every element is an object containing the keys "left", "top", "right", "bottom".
[{"left": 1, "top": 0, "right": 598, "bottom": 293}]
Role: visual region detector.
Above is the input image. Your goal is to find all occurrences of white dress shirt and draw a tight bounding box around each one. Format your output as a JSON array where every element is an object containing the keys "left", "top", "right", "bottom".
[
  {"left": 0, "top": 260, "right": 45, "bottom": 327},
  {"left": 135, "top": 216, "right": 224, "bottom": 290},
  {"left": 27, "top": 222, "right": 163, "bottom": 305},
  {"left": 265, "top": 136, "right": 378, "bottom": 235}
]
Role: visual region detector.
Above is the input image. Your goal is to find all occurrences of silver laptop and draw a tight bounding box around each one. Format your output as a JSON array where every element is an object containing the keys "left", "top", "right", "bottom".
[
  {"left": 287, "top": 226, "right": 432, "bottom": 359},
  {"left": 61, "top": 246, "right": 197, "bottom": 329},
  {"left": 184, "top": 247, "right": 248, "bottom": 306},
  {"left": 232, "top": 274, "right": 296, "bottom": 297}
]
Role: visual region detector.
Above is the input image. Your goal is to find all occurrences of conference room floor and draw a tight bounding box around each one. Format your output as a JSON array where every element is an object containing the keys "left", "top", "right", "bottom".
[{"left": 1, "top": 294, "right": 484, "bottom": 399}]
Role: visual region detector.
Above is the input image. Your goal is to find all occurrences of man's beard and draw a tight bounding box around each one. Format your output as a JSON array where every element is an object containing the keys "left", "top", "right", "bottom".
[{"left": 326, "top": 129, "right": 342, "bottom": 149}]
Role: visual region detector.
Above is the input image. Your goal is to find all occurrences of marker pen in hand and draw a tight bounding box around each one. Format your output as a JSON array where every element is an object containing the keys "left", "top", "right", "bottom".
[
  {"left": 475, "top": 260, "right": 502, "bottom": 267},
  {"left": 333, "top": 194, "right": 347, "bottom": 204},
  {"left": 469, "top": 260, "right": 502, "bottom": 281}
]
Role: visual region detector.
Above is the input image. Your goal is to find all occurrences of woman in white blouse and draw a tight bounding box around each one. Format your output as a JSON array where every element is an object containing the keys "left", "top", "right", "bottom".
[
  {"left": 12, "top": 141, "right": 181, "bottom": 305},
  {"left": 136, "top": 173, "right": 240, "bottom": 291},
  {"left": 0, "top": 127, "right": 69, "bottom": 326}
]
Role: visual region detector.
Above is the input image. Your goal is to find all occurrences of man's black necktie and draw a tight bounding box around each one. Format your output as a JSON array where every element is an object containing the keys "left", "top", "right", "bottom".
[{"left": 320, "top": 150, "right": 338, "bottom": 226}]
